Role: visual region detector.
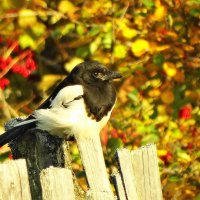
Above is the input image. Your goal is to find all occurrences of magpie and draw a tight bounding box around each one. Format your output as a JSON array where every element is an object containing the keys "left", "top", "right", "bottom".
[{"left": 0, "top": 61, "right": 122, "bottom": 146}]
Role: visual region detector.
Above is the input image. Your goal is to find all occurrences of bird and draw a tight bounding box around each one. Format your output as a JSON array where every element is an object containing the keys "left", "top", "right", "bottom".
[{"left": 0, "top": 61, "right": 122, "bottom": 146}]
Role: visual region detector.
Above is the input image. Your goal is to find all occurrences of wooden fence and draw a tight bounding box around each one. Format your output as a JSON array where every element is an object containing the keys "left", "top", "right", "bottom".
[
  {"left": 0, "top": 144, "right": 162, "bottom": 200},
  {"left": 0, "top": 120, "right": 163, "bottom": 200}
]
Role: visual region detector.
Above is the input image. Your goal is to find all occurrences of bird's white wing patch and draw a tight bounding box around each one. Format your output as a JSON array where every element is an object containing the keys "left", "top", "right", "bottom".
[
  {"left": 50, "top": 85, "right": 84, "bottom": 108},
  {"left": 33, "top": 85, "right": 85, "bottom": 137}
]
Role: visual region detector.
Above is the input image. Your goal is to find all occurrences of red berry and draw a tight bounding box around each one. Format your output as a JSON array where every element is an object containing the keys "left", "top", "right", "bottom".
[
  {"left": 0, "top": 78, "right": 10, "bottom": 89},
  {"left": 110, "top": 129, "right": 118, "bottom": 138},
  {"left": 0, "top": 57, "right": 12, "bottom": 70},
  {"left": 8, "top": 153, "right": 13, "bottom": 160},
  {"left": 26, "top": 57, "right": 37, "bottom": 71},
  {"left": 119, "top": 133, "right": 127, "bottom": 143},
  {"left": 179, "top": 106, "right": 192, "bottom": 119},
  {"left": 187, "top": 143, "right": 193, "bottom": 150},
  {"left": 160, "top": 152, "right": 172, "bottom": 164}
]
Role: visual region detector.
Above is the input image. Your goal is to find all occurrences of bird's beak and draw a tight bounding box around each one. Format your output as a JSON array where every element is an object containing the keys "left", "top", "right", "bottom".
[
  {"left": 109, "top": 71, "right": 122, "bottom": 80},
  {"left": 98, "top": 71, "right": 122, "bottom": 81}
]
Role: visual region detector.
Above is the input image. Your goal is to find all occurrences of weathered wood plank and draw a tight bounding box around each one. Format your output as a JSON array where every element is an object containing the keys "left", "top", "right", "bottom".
[
  {"left": 131, "top": 144, "right": 163, "bottom": 200},
  {"left": 40, "top": 167, "right": 75, "bottom": 200},
  {"left": 116, "top": 144, "right": 163, "bottom": 200},
  {"left": 86, "top": 190, "right": 116, "bottom": 200},
  {"left": 75, "top": 135, "right": 114, "bottom": 200},
  {"left": 111, "top": 172, "right": 126, "bottom": 200},
  {"left": 116, "top": 148, "right": 138, "bottom": 200},
  {"left": 0, "top": 159, "right": 31, "bottom": 200}
]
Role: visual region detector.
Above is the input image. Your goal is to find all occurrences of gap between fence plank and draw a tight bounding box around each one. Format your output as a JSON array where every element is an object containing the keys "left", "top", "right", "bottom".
[{"left": 111, "top": 172, "right": 126, "bottom": 200}]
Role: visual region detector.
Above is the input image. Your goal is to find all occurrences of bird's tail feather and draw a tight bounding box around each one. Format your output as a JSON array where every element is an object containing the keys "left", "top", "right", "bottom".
[{"left": 0, "top": 121, "right": 36, "bottom": 147}]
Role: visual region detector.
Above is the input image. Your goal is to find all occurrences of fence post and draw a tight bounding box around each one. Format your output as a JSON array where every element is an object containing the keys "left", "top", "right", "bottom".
[
  {"left": 116, "top": 148, "right": 138, "bottom": 200},
  {"left": 40, "top": 167, "right": 75, "bottom": 200},
  {"left": 131, "top": 144, "right": 163, "bottom": 200},
  {"left": 116, "top": 144, "right": 163, "bottom": 200},
  {"left": 0, "top": 159, "right": 31, "bottom": 200},
  {"left": 75, "top": 134, "right": 115, "bottom": 200}
]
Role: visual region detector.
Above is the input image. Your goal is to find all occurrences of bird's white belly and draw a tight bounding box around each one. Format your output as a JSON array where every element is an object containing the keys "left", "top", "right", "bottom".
[{"left": 34, "top": 99, "right": 111, "bottom": 139}]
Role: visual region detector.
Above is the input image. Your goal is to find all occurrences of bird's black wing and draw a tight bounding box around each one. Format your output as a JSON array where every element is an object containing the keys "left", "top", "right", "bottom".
[{"left": 37, "top": 76, "right": 73, "bottom": 109}]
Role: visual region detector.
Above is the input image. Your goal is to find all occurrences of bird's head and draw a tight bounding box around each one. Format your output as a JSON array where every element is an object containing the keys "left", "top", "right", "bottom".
[{"left": 69, "top": 61, "right": 122, "bottom": 86}]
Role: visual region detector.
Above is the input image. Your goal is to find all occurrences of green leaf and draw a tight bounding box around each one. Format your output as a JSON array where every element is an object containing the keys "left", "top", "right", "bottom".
[
  {"left": 177, "top": 151, "right": 191, "bottom": 162},
  {"left": 0, "top": 152, "right": 10, "bottom": 162},
  {"left": 31, "top": 23, "right": 46, "bottom": 37},
  {"left": 195, "top": 193, "right": 200, "bottom": 200},
  {"left": 142, "top": 0, "right": 155, "bottom": 9},
  {"left": 128, "top": 89, "right": 139, "bottom": 103},
  {"left": 141, "top": 134, "right": 159, "bottom": 145},
  {"left": 169, "top": 175, "right": 180, "bottom": 182},
  {"left": 107, "top": 138, "right": 123, "bottom": 155},
  {"left": 62, "top": 23, "right": 75, "bottom": 35},
  {"left": 19, "top": 34, "right": 36, "bottom": 49},
  {"left": 76, "top": 46, "right": 89, "bottom": 58},
  {"left": 189, "top": 8, "right": 200, "bottom": 17},
  {"left": 153, "top": 53, "right": 164, "bottom": 67},
  {"left": 102, "top": 31, "right": 112, "bottom": 49},
  {"left": 76, "top": 24, "right": 86, "bottom": 35},
  {"left": 89, "top": 36, "right": 101, "bottom": 54},
  {"left": 89, "top": 26, "right": 101, "bottom": 36},
  {"left": 171, "top": 128, "right": 182, "bottom": 139}
]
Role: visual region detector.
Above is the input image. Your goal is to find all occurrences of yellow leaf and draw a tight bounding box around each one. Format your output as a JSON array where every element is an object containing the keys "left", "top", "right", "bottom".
[
  {"left": 161, "top": 90, "right": 174, "bottom": 104},
  {"left": 131, "top": 39, "right": 150, "bottom": 57},
  {"left": 163, "top": 131, "right": 172, "bottom": 143},
  {"left": 157, "top": 105, "right": 167, "bottom": 115},
  {"left": 38, "top": 75, "right": 64, "bottom": 92},
  {"left": 34, "top": 0, "right": 47, "bottom": 8},
  {"left": 150, "top": 42, "right": 170, "bottom": 53},
  {"left": 151, "top": 79, "right": 162, "bottom": 88},
  {"left": 177, "top": 151, "right": 191, "bottom": 163},
  {"left": 58, "top": 0, "right": 76, "bottom": 14},
  {"left": 163, "top": 62, "right": 177, "bottom": 77},
  {"left": 64, "top": 57, "right": 84, "bottom": 72},
  {"left": 114, "top": 44, "right": 127, "bottom": 59},
  {"left": 148, "top": 89, "right": 161, "bottom": 97},
  {"left": 18, "top": 9, "right": 37, "bottom": 28},
  {"left": 50, "top": 14, "right": 62, "bottom": 24},
  {"left": 122, "top": 27, "right": 138, "bottom": 39},
  {"left": 155, "top": 45, "right": 170, "bottom": 52},
  {"left": 151, "top": 5, "right": 167, "bottom": 21},
  {"left": 182, "top": 44, "right": 194, "bottom": 52},
  {"left": 116, "top": 18, "right": 138, "bottom": 39},
  {"left": 157, "top": 149, "right": 167, "bottom": 156}
]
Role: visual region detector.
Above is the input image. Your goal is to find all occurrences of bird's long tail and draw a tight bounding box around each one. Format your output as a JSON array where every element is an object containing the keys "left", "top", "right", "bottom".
[{"left": 0, "top": 119, "right": 37, "bottom": 147}]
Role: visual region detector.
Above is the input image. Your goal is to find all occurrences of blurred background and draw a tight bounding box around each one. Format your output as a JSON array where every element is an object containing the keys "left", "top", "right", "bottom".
[{"left": 0, "top": 0, "right": 199, "bottom": 199}]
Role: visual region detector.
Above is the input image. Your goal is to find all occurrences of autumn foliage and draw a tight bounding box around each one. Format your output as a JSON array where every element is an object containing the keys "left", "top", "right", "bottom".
[{"left": 0, "top": 0, "right": 199, "bottom": 199}]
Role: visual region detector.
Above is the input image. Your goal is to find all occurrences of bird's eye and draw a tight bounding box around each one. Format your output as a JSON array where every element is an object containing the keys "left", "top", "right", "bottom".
[{"left": 93, "top": 72, "right": 102, "bottom": 78}]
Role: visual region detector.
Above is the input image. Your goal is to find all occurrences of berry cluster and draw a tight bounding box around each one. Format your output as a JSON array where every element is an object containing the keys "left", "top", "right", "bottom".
[
  {"left": 0, "top": 39, "right": 37, "bottom": 90},
  {"left": 0, "top": 78, "right": 10, "bottom": 90}
]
